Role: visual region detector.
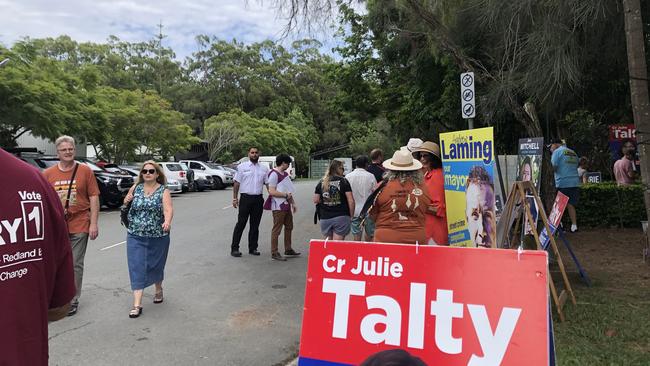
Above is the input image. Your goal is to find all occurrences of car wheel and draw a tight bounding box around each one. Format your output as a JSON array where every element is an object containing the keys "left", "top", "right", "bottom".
[{"left": 213, "top": 177, "right": 224, "bottom": 190}]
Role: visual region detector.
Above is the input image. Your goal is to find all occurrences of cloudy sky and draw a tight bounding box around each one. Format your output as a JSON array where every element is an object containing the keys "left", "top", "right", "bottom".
[{"left": 0, "top": 0, "right": 342, "bottom": 59}]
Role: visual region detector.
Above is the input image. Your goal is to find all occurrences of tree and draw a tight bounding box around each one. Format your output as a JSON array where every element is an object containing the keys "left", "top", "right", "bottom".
[
  {"left": 0, "top": 49, "right": 88, "bottom": 147},
  {"left": 204, "top": 116, "right": 238, "bottom": 162},
  {"left": 622, "top": 0, "right": 650, "bottom": 241},
  {"left": 205, "top": 109, "right": 311, "bottom": 163},
  {"left": 274, "top": 0, "right": 633, "bottom": 206},
  {"left": 87, "top": 88, "right": 197, "bottom": 162}
]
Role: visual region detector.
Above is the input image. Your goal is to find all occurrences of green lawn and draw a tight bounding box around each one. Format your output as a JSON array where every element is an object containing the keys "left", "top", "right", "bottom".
[{"left": 552, "top": 229, "right": 650, "bottom": 365}]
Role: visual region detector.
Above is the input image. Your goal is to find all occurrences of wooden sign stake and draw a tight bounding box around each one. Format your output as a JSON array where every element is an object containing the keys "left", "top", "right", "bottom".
[{"left": 498, "top": 181, "right": 577, "bottom": 321}]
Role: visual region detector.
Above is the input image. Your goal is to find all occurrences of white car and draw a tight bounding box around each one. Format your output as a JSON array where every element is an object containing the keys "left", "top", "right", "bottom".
[
  {"left": 179, "top": 160, "right": 233, "bottom": 190},
  {"left": 166, "top": 179, "right": 182, "bottom": 194},
  {"left": 159, "top": 162, "right": 189, "bottom": 192}
]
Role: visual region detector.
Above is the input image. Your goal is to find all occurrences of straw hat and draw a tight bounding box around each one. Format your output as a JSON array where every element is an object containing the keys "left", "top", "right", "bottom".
[
  {"left": 411, "top": 141, "right": 441, "bottom": 159},
  {"left": 383, "top": 149, "right": 423, "bottom": 171}
]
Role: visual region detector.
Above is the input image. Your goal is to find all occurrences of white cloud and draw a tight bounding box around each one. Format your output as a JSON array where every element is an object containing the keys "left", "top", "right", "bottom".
[{"left": 0, "top": 0, "right": 342, "bottom": 59}]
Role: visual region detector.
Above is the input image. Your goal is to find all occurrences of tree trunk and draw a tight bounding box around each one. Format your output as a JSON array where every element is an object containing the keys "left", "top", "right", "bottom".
[{"left": 622, "top": 0, "right": 650, "bottom": 241}]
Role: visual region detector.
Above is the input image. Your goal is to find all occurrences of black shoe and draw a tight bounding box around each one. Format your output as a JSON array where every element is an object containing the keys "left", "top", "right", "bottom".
[
  {"left": 231, "top": 251, "right": 242, "bottom": 257},
  {"left": 249, "top": 250, "right": 261, "bottom": 256},
  {"left": 67, "top": 302, "right": 78, "bottom": 316},
  {"left": 284, "top": 249, "right": 301, "bottom": 257},
  {"left": 272, "top": 252, "right": 287, "bottom": 261}
]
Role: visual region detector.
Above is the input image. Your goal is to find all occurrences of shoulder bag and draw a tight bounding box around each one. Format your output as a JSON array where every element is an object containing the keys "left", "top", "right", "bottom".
[
  {"left": 120, "top": 185, "right": 136, "bottom": 228},
  {"left": 63, "top": 163, "right": 79, "bottom": 221}
]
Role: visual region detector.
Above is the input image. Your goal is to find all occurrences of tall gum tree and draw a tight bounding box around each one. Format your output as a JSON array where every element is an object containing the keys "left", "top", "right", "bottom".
[{"left": 623, "top": 0, "right": 650, "bottom": 242}]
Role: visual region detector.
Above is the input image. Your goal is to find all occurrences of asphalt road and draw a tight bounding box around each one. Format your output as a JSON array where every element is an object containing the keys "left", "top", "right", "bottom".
[{"left": 48, "top": 180, "right": 322, "bottom": 366}]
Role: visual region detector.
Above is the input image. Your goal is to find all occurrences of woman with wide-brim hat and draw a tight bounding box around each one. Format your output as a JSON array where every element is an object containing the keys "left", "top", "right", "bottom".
[
  {"left": 368, "top": 149, "right": 432, "bottom": 245},
  {"left": 411, "top": 141, "right": 448, "bottom": 245}
]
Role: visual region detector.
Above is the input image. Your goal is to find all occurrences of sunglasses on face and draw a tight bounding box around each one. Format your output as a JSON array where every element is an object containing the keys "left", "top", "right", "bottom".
[{"left": 141, "top": 169, "right": 156, "bottom": 175}]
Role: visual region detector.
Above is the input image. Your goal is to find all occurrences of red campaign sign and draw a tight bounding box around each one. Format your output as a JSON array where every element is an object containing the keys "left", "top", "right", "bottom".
[
  {"left": 547, "top": 193, "right": 569, "bottom": 229},
  {"left": 299, "top": 241, "right": 549, "bottom": 366},
  {"left": 539, "top": 192, "right": 569, "bottom": 249},
  {"left": 608, "top": 124, "right": 636, "bottom": 142}
]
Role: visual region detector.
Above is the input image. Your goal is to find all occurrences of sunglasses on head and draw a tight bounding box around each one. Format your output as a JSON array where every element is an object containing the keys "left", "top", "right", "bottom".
[{"left": 141, "top": 169, "right": 156, "bottom": 175}]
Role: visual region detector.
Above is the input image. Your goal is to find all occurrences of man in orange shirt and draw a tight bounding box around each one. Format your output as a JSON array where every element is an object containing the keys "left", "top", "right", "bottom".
[{"left": 43, "top": 135, "right": 100, "bottom": 315}]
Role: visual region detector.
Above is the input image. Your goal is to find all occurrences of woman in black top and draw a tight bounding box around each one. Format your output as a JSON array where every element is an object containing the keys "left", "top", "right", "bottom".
[{"left": 313, "top": 160, "right": 355, "bottom": 240}]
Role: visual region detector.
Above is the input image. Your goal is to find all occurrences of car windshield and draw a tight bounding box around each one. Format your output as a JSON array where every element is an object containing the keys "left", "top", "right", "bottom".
[
  {"left": 165, "top": 164, "right": 182, "bottom": 171},
  {"left": 179, "top": 162, "right": 189, "bottom": 170}
]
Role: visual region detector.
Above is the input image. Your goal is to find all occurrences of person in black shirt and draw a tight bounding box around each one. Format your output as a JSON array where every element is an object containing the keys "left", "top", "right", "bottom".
[
  {"left": 313, "top": 160, "right": 355, "bottom": 240},
  {"left": 366, "top": 148, "right": 385, "bottom": 183}
]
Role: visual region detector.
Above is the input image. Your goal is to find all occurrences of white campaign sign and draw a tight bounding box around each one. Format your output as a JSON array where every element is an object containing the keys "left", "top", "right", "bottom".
[{"left": 460, "top": 72, "right": 476, "bottom": 119}]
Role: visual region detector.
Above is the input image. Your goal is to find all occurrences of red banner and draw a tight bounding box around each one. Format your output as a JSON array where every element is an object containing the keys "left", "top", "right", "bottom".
[
  {"left": 608, "top": 124, "right": 635, "bottom": 141},
  {"left": 299, "top": 241, "right": 549, "bottom": 366},
  {"left": 539, "top": 192, "right": 569, "bottom": 249}
]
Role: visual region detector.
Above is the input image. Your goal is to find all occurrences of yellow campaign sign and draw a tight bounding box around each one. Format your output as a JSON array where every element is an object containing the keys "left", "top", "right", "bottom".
[{"left": 439, "top": 127, "right": 496, "bottom": 247}]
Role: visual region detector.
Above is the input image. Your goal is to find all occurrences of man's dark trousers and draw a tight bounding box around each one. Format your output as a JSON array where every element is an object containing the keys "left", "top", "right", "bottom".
[{"left": 231, "top": 193, "right": 264, "bottom": 252}]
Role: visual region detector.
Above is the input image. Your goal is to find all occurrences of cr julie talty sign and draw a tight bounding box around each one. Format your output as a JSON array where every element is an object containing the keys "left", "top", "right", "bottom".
[{"left": 298, "top": 240, "right": 550, "bottom": 366}]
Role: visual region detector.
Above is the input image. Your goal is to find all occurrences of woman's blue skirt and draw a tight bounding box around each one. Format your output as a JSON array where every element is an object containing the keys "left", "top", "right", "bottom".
[{"left": 127, "top": 233, "right": 170, "bottom": 290}]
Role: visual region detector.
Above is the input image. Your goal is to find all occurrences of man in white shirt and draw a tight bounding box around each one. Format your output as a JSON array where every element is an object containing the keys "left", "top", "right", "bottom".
[
  {"left": 345, "top": 155, "right": 378, "bottom": 241},
  {"left": 231, "top": 147, "right": 269, "bottom": 257}
]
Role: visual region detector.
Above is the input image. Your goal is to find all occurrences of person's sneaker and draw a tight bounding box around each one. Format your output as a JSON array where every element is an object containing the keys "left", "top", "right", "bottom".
[
  {"left": 249, "top": 250, "right": 261, "bottom": 256},
  {"left": 570, "top": 224, "right": 578, "bottom": 233},
  {"left": 67, "top": 302, "right": 78, "bottom": 316},
  {"left": 284, "top": 249, "right": 301, "bottom": 257},
  {"left": 231, "top": 251, "right": 242, "bottom": 257},
  {"left": 272, "top": 252, "right": 287, "bottom": 261}
]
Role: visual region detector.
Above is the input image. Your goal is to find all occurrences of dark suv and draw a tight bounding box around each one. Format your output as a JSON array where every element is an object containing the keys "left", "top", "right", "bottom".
[{"left": 16, "top": 152, "right": 134, "bottom": 208}]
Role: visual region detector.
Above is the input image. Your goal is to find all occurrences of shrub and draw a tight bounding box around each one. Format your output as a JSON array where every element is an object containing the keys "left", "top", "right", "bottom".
[{"left": 565, "top": 182, "right": 647, "bottom": 228}]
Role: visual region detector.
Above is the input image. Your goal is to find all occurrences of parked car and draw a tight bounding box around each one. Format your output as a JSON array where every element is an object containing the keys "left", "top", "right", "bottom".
[
  {"left": 178, "top": 162, "right": 196, "bottom": 192},
  {"left": 17, "top": 153, "right": 134, "bottom": 208},
  {"left": 166, "top": 178, "right": 183, "bottom": 194},
  {"left": 236, "top": 155, "right": 296, "bottom": 180},
  {"left": 193, "top": 170, "right": 214, "bottom": 191},
  {"left": 159, "top": 162, "right": 189, "bottom": 193},
  {"left": 179, "top": 160, "right": 233, "bottom": 190},
  {"left": 119, "top": 165, "right": 140, "bottom": 177},
  {"left": 110, "top": 164, "right": 181, "bottom": 194},
  {"left": 101, "top": 163, "right": 136, "bottom": 177}
]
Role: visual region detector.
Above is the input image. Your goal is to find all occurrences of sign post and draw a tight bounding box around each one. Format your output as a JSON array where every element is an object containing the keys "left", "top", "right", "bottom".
[{"left": 460, "top": 72, "right": 476, "bottom": 129}]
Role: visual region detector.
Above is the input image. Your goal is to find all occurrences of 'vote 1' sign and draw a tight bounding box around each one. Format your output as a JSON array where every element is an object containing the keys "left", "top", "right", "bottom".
[{"left": 299, "top": 241, "right": 550, "bottom": 366}]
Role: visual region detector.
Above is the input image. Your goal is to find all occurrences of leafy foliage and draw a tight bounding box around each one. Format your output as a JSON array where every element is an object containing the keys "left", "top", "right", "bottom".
[
  {"left": 565, "top": 183, "right": 647, "bottom": 228},
  {"left": 204, "top": 109, "right": 311, "bottom": 165}
]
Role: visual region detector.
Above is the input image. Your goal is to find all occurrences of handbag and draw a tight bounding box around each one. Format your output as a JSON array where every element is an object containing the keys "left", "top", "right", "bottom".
[
  {"left": 358, "top": 180, "right": 387, "bottom": 226},
  {"left": 63, "top": 163, "right": 79, "bottom": 221},
  {"left": 120, "top": 200, "right": 132, "bottom": 229}
]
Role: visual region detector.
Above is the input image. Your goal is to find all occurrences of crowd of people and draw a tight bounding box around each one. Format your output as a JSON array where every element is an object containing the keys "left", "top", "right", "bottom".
[
  {"left": 310, "top": 140, "right": 449, "bottom": 246},
  {"left": 2, "top": 132, "right": 642, "bottom": 365}
]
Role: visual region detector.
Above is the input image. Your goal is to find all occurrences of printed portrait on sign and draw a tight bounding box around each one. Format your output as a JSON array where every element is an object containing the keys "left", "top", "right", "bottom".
[{"left": 465, "top": 165, "right": 496, "bottom": 248}]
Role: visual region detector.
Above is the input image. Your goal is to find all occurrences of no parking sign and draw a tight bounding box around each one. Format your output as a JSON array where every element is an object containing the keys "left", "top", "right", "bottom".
[{"left": 460, "top": 72, "right": 476, "bottom": 119}]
